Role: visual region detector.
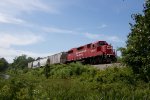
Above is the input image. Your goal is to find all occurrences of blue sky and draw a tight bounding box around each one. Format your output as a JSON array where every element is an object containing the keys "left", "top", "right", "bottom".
[{"left": 0, "top": 0, "right": 144, "bottom": 62}]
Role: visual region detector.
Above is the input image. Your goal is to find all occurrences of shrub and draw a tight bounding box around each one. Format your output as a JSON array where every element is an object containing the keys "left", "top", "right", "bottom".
[{"left": 1, "top": 63, "right": 150, "bottom": 99}]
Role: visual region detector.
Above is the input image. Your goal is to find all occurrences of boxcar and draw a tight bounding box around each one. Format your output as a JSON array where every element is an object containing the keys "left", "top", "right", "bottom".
[{"left": 48, "top": 52, "right": 67, "bottom": 65}]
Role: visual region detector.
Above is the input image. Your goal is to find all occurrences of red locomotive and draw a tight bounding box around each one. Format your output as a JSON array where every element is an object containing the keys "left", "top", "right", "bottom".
[
  {"left": 28, "top": 41, "right": 117, "bottom": 68},
  {"left": 67, "top": 41, "right": 116, "bottom": 64}
]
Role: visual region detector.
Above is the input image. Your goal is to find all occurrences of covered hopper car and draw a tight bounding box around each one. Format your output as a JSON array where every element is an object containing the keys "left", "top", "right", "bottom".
[
  {"left": 48, "top": 52, "right": 67, "bottom": 65},
  {"left": 28, "top": 52, "right": 67, "bottom": 68}
]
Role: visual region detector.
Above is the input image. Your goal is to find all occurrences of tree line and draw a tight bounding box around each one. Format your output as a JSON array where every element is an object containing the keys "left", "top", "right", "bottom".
[{"left": 0, "top": 55, "right": 34, "bottom": 72}]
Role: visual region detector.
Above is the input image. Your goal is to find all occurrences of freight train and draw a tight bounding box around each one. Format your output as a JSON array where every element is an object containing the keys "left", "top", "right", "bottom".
[{"left": 28, "top": 41, "right": 117, "bottom": 68}]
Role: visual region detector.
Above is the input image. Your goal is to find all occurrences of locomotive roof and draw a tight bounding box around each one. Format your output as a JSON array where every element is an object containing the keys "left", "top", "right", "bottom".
[
  {"left": 93, "top": 40, "right": 106, "bottom": 44},
  {"left": 67, "top": 40, "right": 107, "bottom": 52}
]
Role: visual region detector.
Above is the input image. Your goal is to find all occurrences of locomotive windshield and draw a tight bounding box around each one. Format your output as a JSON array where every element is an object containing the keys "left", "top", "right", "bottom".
[
  {"left": 68, "top": 50, "right": 73, "bottom": 54},
  {"left": 98, "top": 41, "right": 107, "bottom": 46}
]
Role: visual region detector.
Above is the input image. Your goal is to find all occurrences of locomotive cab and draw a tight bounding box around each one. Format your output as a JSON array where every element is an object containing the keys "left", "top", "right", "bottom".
[
  {"left": 96, "top": 41, "right": 113, "bottom": 54},
  {"left": 96, "top": 41, "right": 116, "bottom": 63},
  {"left": 96, "top": 41, "right": 108, "bottom": 52},
  {"left": 66, "top": 40, "right": 117, "bottom": 64},
  {"left": 97, "top": 41, "right": 108, "bottom": 46}
]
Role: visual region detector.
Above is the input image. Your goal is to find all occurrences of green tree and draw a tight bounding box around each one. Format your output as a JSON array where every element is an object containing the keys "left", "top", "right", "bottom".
[
  {"left": 12, "top": 55, "right": 34, "bottom": 69},
  {"left": 0, "top": 58, "right": 9, "bottom": 72},
  {"left": 122, "top": 0, "right": 150, "bottom": 81},
  {"left": 44, "top": 64, "right": 51, "bottom": 79}
]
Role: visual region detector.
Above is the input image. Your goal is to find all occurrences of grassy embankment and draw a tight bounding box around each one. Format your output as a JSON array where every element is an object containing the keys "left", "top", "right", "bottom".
[{"left": 0, "top": 63, "right": 150, "bottom": 100}]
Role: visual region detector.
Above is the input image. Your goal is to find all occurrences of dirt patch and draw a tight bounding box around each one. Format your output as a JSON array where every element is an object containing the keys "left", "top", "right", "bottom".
[{"left": 93, "top": 63, "right": 121, "bottom": 70}]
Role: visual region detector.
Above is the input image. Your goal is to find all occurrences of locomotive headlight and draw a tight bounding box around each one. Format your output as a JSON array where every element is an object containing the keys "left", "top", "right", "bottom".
[{"left": 107, "top": 46, "right": 112, "bottom": 49}]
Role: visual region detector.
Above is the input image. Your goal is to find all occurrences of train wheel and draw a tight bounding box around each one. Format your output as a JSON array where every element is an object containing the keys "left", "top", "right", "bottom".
[
  {"left": 112, "top": 57, "right": 117, "bottom": 63},
  {"left": 92, "top": 57, "right": 98, "bottom": 65},
  {"left": 90, "top": 57, "right": 94, "bottom": 65},
  {"left": 89, "top": 58, "right": 92, "bottom": 64},
  {"left": 97, "top": 56, "right": 103, "bottom": 64}
]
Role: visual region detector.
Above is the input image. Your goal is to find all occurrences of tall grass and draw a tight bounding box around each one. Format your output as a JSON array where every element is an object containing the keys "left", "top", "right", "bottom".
[{"left": 0, "top": 63, "right": 150, "bottom": 100}]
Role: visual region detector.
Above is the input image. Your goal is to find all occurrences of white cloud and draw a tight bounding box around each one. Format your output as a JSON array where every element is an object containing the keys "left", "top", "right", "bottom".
[
  {"left": 0, "top": 0, "right": 58, "bottom": 24},
  {"left": 85, "top": 32, "right": 123, "bottom": 43},
  {"left": 0, "top": 32, "right": 48, "bottom": 63},
  {"left": 43, "top": 26, "right": 123, "bottom": 43},
  {"left": 85, "top": 33, "right": 100, "bottom": 39},
  {"left": 43, "top": 27, "right": 77, "bottom": 34},
  {"left": 0, "top": 33, "right": 43, "bottom": 48},
  {"left": 0, "top": 47, "right": 55, "bottom": 63},
  {"left": 0, "top": 13, "right": 25, "bottom": 24},
  {"left": 0, "top": 0, "right": 54, "bottom": 14},
  {"left": 98, "top": 24, "right": 108, "bottom": 29},
  {"left": 107, "top": 36, "right": 123, "bottom": 42},
  {"left": 0, "top": 31, "right": 54, "bottom": 63},
  {"left": 6, "top": 0, "right": 49, "bottom": 12}
]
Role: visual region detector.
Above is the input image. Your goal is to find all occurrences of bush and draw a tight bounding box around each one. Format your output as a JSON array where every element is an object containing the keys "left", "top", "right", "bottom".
[{"left": 1, "top": 63, "right": 150, "bottom": 99}]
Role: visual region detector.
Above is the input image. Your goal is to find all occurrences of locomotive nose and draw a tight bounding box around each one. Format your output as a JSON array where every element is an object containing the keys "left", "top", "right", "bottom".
[
  {"left": 107, "top": 45, "right": 112, "bottom": 49},
  {"left": 106, "top": 45, "right": 113, "bottom": 54}
]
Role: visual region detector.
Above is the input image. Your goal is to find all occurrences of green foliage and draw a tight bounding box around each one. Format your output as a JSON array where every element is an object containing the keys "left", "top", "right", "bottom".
[
  {"left": 121, "top": 0, "right": 150, "bottom": 81},
  {"left": 116, "top": 56, "right": 122, "bottom": 63},
  {"left": 0, "top": 58, "right": 9, "bottom": 72},
  {"left": 43, "top": 64, "right": 51, "bottom": 79},
  {"left": 11, "top": 55, "right": 34, "bottom": 69},
  {"left": 1, "top": 63, "right": 150, "bottom": 99},
  {"left": 95, "top": 67, "right": 134, "bottom": 84},
  {"left": 44, "top": 63, "right": 96, "bottom": 79}
]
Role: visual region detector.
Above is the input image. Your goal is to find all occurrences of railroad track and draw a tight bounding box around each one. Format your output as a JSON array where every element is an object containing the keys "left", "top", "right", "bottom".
[{"left": 93, "top": 63, "right": 121, "bottom": 70}]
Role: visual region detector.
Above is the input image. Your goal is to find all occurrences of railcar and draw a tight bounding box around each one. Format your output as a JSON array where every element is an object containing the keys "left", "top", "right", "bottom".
[
  {"left": 67, "top": 41, "right": 116, "bottom": 64},
  {"left": 28, "top": 57, "right": 48, "bottom": 68},
  {"left": 40, "top": 57, "right": 49, "bottom": 67},
  {"left": 32, "top": 60, "right": 40, "bottom": 68},
  {"left": 28, "top": 62, "right": 33, "bottom": 68},
  {"left": 48, "top": 52, "right": 67, "bottom": 65}
]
